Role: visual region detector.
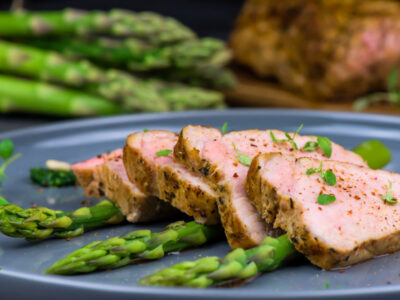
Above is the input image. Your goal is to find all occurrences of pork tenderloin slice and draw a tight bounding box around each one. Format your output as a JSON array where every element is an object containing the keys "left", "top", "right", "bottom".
[
  {"left": 123, "top": 130, "right": 220, "bottom": 225},
  {"left": 247, "top": 152, "right": 400, "bottom": 269},
  {"left": 175, "top": 125, "right": 367, "bottom": 249},
  {"left": 96, "top": 150, "right": 178, "bottom": 223},
  {"left": 72, "top": 151, "right": 115, "bottom": 198},
  {"left": 73, "top": 149, "right": 177, "bottom": 223}
]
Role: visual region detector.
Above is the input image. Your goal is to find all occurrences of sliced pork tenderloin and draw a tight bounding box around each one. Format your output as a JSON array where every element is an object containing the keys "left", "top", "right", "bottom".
[
  {"left": 72, "top": 150, "right": 117, "bottom": 198},
  {"left": 72, "top": 149, "right": 178, "bottom": 223},
  {"left": 175, "top": 125, "right": 366, "bottom": 249},
  {"left": 246, "top": 152, "right": 400, "bottom": 269},
  {"left": 123, "top": 130, "right": 220, "bottom": 225}
]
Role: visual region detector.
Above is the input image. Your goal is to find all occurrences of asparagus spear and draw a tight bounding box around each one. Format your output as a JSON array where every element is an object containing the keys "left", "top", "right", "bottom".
[
  {"left": 0, "top": 9, "right": 113, "bottom": 36},
  {"left": 152, "top": 81, "right": 226, "bottom": 110},
  {"left": 20, "top": 37, "right": 152, "bottom": 67},
  {"left": 157, "top": 65, "right": 237, "bottom": 90},
  {"left": 45, "top": 221, "right": 224, "bottom": 275},
  {"left": 0, "top": 9, "right": 195, "bottom": 45},
  {"left": 140, "top": 234, "right": 296, "bottom": 288},
  {"left": 0, "top": 75, "right": 122, "bottom": 116},
  {"left": 21, "top": 37, "right": 230, "bottom": 71},
  {"left": 0, "top": 39, "right": 106, "bottom": 86},
  {"left": 0, "top": 199, "right": 124, "bottom": 242},
  {"left": 108, "top": 9, "right": 196, "bottom": 45}
]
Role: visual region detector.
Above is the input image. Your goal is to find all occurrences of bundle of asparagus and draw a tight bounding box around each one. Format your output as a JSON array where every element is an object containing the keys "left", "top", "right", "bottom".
[{"left": 0, "top": 8, "right": 234, "bottom": 116}]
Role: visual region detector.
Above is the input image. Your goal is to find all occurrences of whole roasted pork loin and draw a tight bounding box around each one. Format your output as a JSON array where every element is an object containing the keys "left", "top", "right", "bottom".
[{"left": 231, "top": 0, "right": 400, "bottom": 101}]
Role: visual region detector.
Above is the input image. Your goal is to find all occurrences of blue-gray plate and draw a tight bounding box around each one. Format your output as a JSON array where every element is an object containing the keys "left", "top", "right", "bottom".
[{"left": 1, "top": 109, "right": 400, "bottom": 300}]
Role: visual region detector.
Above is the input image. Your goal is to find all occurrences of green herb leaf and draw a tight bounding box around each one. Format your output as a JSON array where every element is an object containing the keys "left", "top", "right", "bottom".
[
  {"left": 221, "top": 122, "right": 228, "bottom": 134},
  {"left": 269, "top": 131, "right": 279, "bottom": 142},
  {"left": 317, "top": 137, "right": 332, "bottom": 158},
  {"left": 302, "top": 141, "right": 319, "bottom": 152},
  {"left": 382, "top": 181, "right": 397, "bottom": 205},
  {"left": 270, "top": 124, "right": 303, "bottom": 150},
  {"left": 156, "top": 149, "right": 172, "bottom": 156},
  {"left": 306, "top": 162, "right": 336, "bottom": 186},
  {"left": 323, "top": 170, "right": 337, "bottom": 186},
  {"left": 0, "top": 196, "right": 8, "bottom": 206},
  {"left": 306, "top": 167, "right": 320, "bottom": 175},
  {"left": 325, "top": 281, "right": 330, "bottom": 289},
  {"left": 317, "top": 194, "right": 336, "bottom": 205},
  {"left": 232, "top": 143, "right": 252, "bottom": 166},
  {"left": 306, "top": 162, "right": 323, "bottom": 176},
  {"left": 143, "top": 128, "right": 149, "bottom": 132},
  {"left": 293, "top": 124, "right": 303, "bottom": 139},
  {"left": 0, "top": 139, "right": 14, "bottom": 160}
]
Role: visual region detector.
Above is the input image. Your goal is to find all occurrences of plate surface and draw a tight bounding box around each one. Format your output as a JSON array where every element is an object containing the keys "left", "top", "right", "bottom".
[{"left": 1, "top": 109, "right": 400, "bottom": 300}]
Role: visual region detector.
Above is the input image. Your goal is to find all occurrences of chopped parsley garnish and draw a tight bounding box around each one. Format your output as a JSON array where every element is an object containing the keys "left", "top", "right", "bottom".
[
  {"left": 302, "top": 137, "right": 332, "bottom": 158},
  {"left": 232, "top": 142, "right": 252, "bottom": 166},
  {"left": 325, "top": 281, "right": 330, "bottom": 289},
  {"left": 318, "top": 194, "right": 336, "bottom": 205},
  {"left": 156, "top": 149, "right": 172, "bottom": 156},
  {"left": 270, "top": 124, "right": 303, "bottom": 150},
  {"left": 222, "top": 122, "right": 228, "bottom": 134},
  {"left": 143, "top": 128, "right": 149, "bottom": 132},
  {"left": 382, "top": 181, "right": 397, "bottom": 205},
  {"left": 306, "top": 162, "right": 336, "bottom": 186},
  {"left": 317, "top": 137, "right": 332, "bottom": 158},
  {"left": 302, "top": 141, "right": 319, "bottom": 152}
]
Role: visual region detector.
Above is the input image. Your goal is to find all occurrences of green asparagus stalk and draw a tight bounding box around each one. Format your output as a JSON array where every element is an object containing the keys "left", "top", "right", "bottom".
[
  {"left": 22, "top": 37, "right": 230, "bottom": 71},
  {"left": 20, "top": 37, "right": 150, "bottom": 67},
  {"left": 0, "top": 75, "right": 122, "bottom": 116},
  {"left": 156, "top": 65, "right": 237, "bottom": 89},
  {"left": 152, "top": 81, "right": 226, "bottom": 110},
  {"left": 0, "top": 39, "right": 106, "bottom": 86},
  {"left": 108, "top": 9, "right": 196, "bottom": 45},
  {"left": 0, "top": 9, "right": 113, "bottom": 36},
  {"left": 0, "top": 199, "right": 125, "bottom": 242},
  {"left": 0, "top": 9, "right": 195, "bottom": 45},
  {"left": 140, "top": 234, "right": 296, "bottom": 288},
  {"left": 45, "top": 221, "right": 224, "bottom": 275}
]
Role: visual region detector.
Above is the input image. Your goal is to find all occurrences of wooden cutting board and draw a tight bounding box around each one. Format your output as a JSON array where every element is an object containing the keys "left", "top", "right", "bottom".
[{"left": 224, "top": 67, "right": 400, "bottom": 115}]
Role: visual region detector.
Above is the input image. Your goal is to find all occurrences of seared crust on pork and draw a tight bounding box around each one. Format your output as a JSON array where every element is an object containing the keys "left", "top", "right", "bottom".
[
  {"left": 124, "top": 131, "right": 219, "bottom": 224},
  {"left": 247, "top": 153, "right": 400, "bottom": 269}
]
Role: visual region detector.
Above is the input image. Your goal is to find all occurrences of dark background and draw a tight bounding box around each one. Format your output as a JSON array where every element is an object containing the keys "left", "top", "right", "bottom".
[
  {"left": 0, "top": 0, "right": 244, "bottom": 132},
  {"left": 0, "top": 0, "right": 244, "bottom": 40}
]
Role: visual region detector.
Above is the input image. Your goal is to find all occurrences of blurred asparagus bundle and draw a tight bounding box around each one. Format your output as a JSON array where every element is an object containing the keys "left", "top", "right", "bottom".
[{"left": 0, "top": 8, "right": 235, "bottom": 116}]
